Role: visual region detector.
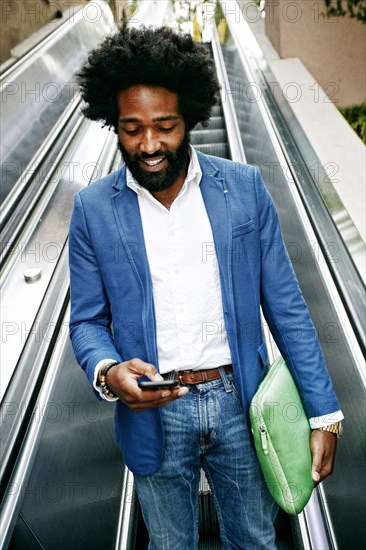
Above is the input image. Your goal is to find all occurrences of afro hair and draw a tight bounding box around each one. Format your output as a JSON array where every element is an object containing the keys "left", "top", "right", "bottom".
[{"left": 77, "top": 26, "right": 220, "bottom": 132}]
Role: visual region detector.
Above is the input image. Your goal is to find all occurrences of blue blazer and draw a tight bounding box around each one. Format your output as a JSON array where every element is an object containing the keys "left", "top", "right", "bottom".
[{"left": 69, "top": 151, "right": 340, "bottom": 475}]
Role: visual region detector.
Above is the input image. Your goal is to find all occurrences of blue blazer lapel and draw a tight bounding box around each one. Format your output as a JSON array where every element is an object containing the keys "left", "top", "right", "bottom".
[
  {"left": 110, "top": 165, "right": 158, "bottom": 362},
  {"left": 197, "top": 152, "right": 240, "bottom": 367},
  {"left": 197, "top": 152, "right": 233, "bottom": 275},
  {"left": 110, "top": 165, "right": 151, "bottom": 287}
]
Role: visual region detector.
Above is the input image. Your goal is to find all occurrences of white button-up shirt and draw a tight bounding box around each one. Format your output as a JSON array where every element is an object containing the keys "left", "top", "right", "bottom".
[{"left": 125, "top": 146, "right": 231, "bottom": 374}]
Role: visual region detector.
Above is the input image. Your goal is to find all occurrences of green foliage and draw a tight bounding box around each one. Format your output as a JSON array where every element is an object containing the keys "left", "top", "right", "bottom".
[
  {"left": 214, "top": 0, "right": 225, "bottom": 25},
  {"left": 214, "top": 0, "right": 230, "bottom": 42},
  {"left": 170, "top": 0, "right": 213, "bottom": 34},
  {"left": 253, "top": 0, "right": 365, "bottom": 22},
  {"left": 118, "top": 0, "right": 138, "bottom": 27},
  {"left": 323, "top": 0, "right": 366, "bottom": 23},
  {"left": 339, "top": 104, "right": 366, "bottom": 143}
]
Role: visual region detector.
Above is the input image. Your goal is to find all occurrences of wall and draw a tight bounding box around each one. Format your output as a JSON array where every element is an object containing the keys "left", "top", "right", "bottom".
[
  {"left": 0, "top": 1, "right": 90, "bottom": 64},
  {"left": 264, "top": 0, "right": 366, "bottom": 106}
]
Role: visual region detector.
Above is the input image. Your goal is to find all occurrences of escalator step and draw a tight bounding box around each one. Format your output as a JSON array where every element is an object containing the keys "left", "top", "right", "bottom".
[
  {"left": 211, "top": 104, "right": 223, "bottom": 117},
  {"left": 191, "top": 129, "right": 227, "bottom": 145},
  {"left": 194, "top": 143, "right": 229, "bottom": 158},
  {"left": 194, "top": 117, "right": 225, "bottom": 131}
]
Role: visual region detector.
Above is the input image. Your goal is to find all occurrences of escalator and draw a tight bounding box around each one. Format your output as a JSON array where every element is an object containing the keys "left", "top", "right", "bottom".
[
  {"left": 3, "top": 73, "right": 297, "bottom": 550},
  {"left": 1, "top": 1, "right": 365, "bottom": 549}
]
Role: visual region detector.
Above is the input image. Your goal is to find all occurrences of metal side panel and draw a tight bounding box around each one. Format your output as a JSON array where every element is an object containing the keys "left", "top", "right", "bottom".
[
  {"left": 7, "top": 340, "right": 125, "bottom": 550},
  {"left": 220, "top": 32, "right": 365, "bottom": 549},
  {"left": 1, "top": 120, "right": 115, "bottom": 401},
  {"left": 0, "top": 0, "right": 116, "bottom": 204}
]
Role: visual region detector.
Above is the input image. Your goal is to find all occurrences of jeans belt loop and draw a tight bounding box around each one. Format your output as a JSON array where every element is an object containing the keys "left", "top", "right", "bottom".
[{"left": 218, "top": 365, "right": 233, "bottom": 393}]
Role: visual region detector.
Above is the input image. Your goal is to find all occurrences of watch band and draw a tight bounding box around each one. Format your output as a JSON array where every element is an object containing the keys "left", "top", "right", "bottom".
[
  {"left": 98, "top": 362, "right": 118, "bottom": 399},
  {"left": 315, "top": 421, "right": 343, "bottom": 438}
]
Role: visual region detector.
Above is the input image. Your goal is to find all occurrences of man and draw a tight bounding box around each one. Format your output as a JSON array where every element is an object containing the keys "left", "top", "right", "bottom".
[{"left": 69, "top": 26, "right": 343, "bottom": 549}]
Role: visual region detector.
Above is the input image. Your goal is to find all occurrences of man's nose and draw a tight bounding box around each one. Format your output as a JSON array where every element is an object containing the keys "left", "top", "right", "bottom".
[{"left": 140, "top": 130, "right": 161, "bottom": 155}]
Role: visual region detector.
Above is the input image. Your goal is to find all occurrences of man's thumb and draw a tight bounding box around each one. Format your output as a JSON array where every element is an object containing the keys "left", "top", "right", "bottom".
[
  {"left": 312, "top": 469, "right": 320, "bottom": 483},
  {"left": 311, "top": 448, "right": 322, "bottom": 483}
]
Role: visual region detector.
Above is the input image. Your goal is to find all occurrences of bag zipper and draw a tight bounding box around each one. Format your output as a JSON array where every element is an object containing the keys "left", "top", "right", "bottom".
[{"left": 259, "top": 423, "right": 269, "bottom": 454}]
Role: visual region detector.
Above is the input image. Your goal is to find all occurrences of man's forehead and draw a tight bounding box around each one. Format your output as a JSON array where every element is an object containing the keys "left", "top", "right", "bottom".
[
  {"left": 119, "top": 115, "right": 181, "bottom": 123},
  {"left": 117, "top": 85, "right": 180, "bottom": 115},
  {"left": 117, "top": 85, "right": 180, "bottom": 120}
]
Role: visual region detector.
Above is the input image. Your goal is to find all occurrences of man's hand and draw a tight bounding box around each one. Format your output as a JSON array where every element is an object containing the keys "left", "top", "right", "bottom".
[
  {"left": 105, "top": 358, "right": 189, "bottom": 412},
  {"left": 310, "top": 429, "right": 338, "bottom": 485}
]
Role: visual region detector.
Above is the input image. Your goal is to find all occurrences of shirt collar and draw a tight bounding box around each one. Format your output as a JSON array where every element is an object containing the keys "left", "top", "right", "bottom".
[{"left": 126, "top": 145, "right": 202, "bottom": 195}]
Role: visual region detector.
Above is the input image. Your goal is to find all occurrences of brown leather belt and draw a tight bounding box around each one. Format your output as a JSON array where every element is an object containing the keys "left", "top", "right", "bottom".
[{"left": 163, "top": 364, "right": 232, "bottom": 385}]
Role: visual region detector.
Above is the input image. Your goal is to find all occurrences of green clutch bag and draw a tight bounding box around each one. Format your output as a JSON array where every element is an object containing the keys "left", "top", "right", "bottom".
[{"left": 249, "top": 357, "right": 314, "bottom": 515}]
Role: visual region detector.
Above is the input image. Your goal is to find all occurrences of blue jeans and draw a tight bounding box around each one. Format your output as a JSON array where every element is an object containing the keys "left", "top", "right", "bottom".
[{"left": 134, "top": 370, "right": 278, "bottom": 549}]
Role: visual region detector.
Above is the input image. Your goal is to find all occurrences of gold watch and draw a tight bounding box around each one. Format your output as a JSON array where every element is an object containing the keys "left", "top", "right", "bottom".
[{"left": 315, "top": 421, "right": 343, "bottom": 438}]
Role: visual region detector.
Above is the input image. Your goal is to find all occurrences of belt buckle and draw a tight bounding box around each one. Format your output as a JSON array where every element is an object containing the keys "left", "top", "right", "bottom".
[{"left": 178, "top": 369, "right": 192, "bottom": 385}]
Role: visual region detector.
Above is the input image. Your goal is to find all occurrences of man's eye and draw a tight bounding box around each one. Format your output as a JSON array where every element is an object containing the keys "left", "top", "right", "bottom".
[
  {"left": 159, "top": 126, "right": 175, "bottom": 133},
  {"left": 123, "top": 128, "right": 140, "bottom": 135}
]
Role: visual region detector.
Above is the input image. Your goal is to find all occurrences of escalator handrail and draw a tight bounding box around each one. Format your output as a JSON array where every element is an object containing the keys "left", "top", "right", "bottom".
[
  {"left": 0, "top": 97, "right": 82, "bottom": 235},
  {"left": 210, "top": 25, "right": 247, "bottom": 165},
  {"left": 0, "top": 111, "right": 84, "bottom": 278},
  {"left": 219, "top": 1, "right": 365, "bottom": 360},
  {"left": 220, "top": 1, "right": 365, "bottom": 369},
  {"left": 212, "top": 24, "right": 330, "bottom": 549},
  {"left": 0, "top": 129, "right": 119, "bottom": 547},
  {"left": 218, "top": 5, "right": 365, "bottom": 548},
  {"left": 0, "top": 289, "right": 70, "bottom": 550},
  {"left": 0, "top": 246, "right": 70, "bottom": 496},
  {"left": 0, "top": 4, "right": 83, "bottom": 79},
  {"left": 0, "top": 1, "right": 111, "bottom": 83}
]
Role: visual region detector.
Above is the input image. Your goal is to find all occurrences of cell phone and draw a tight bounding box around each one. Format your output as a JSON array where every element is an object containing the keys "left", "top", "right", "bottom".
[{"left": 138, "top": 380, "right": 179, "bottom": 391}]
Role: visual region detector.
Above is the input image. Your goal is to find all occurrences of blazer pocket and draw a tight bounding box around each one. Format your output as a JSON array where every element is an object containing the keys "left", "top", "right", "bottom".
[{"left": 232, "top": 219, "right": 255, "bottom": 238}]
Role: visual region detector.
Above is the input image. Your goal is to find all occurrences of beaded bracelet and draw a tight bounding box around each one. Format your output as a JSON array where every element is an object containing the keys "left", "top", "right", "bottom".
[{"left": 98, "top": 362, "right": 118, "bottom": 399}]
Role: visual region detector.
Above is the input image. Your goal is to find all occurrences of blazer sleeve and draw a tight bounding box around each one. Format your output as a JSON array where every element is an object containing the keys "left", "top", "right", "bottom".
[
  {"left": 69, "top": 193, "right": 122, "bottom": 393},
  {"left": 254, "top": 168, "right": 341, "bottom": 419}
]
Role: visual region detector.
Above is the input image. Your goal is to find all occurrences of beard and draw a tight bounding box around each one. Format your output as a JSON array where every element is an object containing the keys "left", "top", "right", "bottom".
[{"left": 118, "top": 132, "right": 190, "bottom": 192}]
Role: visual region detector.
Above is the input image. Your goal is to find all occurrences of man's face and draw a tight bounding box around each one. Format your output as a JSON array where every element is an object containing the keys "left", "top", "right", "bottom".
[{"left": 117, "top": 85, "right": 189, "bottom": 192}]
